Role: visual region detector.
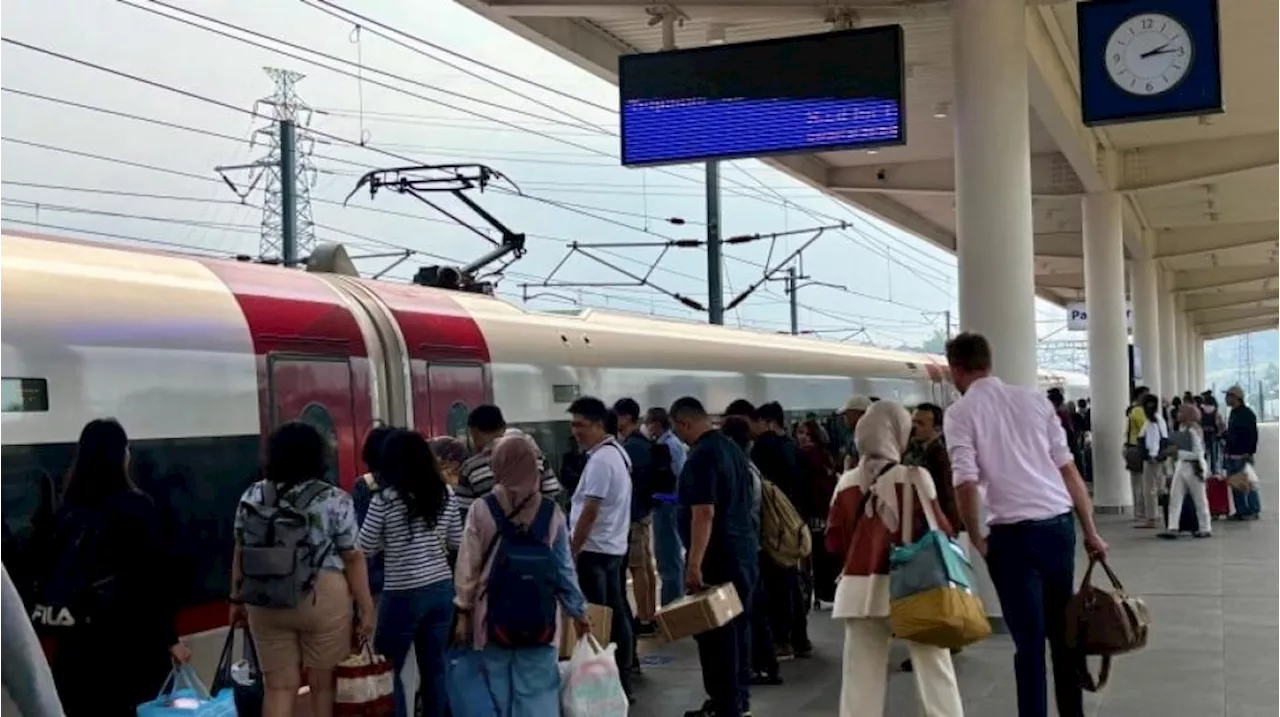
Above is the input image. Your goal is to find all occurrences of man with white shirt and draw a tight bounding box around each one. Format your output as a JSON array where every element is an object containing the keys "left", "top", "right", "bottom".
[
  {"left": 568, "top": 395, "right": 636, "bottom": 700},
  {"left": 942, "top": 333, "right": 1108, "bottom": 717}
]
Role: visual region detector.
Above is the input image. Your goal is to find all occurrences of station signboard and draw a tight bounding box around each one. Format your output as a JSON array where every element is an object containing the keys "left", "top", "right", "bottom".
[{"left": 1066, "top": 301, "right": 1133, "bottom": 332}]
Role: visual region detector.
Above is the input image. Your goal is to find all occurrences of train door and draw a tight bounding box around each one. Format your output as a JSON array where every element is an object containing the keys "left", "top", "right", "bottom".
[
  {"left": 411, "top": 361, "right": 486, "bottom": 439},
  {"left": 267, "top": 355, "right": 359, "bottom": 487}
]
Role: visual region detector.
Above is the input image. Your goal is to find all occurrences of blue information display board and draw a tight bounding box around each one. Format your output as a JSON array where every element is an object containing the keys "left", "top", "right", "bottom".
[{"left": 619, "top": 26, "right": 906, "bottom": 167}]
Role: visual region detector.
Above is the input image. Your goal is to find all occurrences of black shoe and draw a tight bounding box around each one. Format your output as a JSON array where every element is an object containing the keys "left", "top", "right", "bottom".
[
  {"left": 1157, "top": 530, "right": 1180, "bottom": 540},
  {"left": 636, "top": 620, "right": 659, "bottom": 637},
  {"left": 901, "top": 658, "right": 913, "bottom": 672},
  {"left": 1193, "top": 531, "right": 1212, "bottom": 538},
  {"left": 794, "top": 643, "right": 814, "bottom": 659}
]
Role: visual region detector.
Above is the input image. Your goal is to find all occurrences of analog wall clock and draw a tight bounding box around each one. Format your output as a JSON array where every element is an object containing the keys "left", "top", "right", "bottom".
[
  {"left": 1104, "top": 13, "right": 1193, "bottom": 96},
  {"left": 1077, "top": 0, "right": 1222, "bottom": 127}
]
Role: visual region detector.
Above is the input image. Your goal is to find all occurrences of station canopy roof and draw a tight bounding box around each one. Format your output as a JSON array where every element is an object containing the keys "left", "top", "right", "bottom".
[{"left": 456, "top": 0, "right": 1278, "bottom": 340}]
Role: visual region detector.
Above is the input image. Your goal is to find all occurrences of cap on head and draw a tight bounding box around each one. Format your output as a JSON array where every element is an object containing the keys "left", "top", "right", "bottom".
[
  {"left": 1226, "top": 385, "right": 1245, "bottom": 399},
  {"left": 843, "top": 395, "right": 872, "bottom": 413}
]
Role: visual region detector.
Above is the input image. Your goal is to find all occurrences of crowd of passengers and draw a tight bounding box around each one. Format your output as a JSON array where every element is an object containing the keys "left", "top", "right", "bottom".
[
  {"left": 4, "top": 331, "right": 1266, "bottom": 717},
  {"left": 1121, "top": 383, "right": 1261, "bottom": 536}
]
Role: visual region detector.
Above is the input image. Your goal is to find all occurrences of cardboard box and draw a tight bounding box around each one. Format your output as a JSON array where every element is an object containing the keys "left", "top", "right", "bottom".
[
  {"left": 654, "top": 583, "right": 744, "bottom": 642},
  {"left": 558, "top": 603, "right": 612, "bottom": 659}
]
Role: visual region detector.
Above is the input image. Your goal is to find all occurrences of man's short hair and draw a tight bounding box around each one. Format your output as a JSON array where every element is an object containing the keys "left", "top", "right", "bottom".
[
  {"left": 568, "top": 396, "right": 609, "bottom": 424},
  {"left": 915, "top": 402, "right": 944, "bottom": 429},
  {"left": 1047, "top": 387, "right": 1065, "bottom": 407},
  {"left": 670, "top": 396, "right": 707, "bottom": 422},
  {"left": 721, "top": 415, "right": 751, "bottom": 449},
  {"left": 945, "top": 332, "right": 993, "bottom": 373},
  {"left": 1131, "top": 385, "right": 1149, "bottom": 402},
  {"left": 723, "top": 399, "right": 756, "bottom": 418},
  {"left": 612, "top": 398, "right": 641, "bottom": 422},
  {"left": 756, "top": 401, "right": 785, "bottom": 426},
  {"left": 467, "top": 404, "right": 506, "bottom": 433},
  {"left": 645, "top": 407, "right": 672, "bottom": 430}
]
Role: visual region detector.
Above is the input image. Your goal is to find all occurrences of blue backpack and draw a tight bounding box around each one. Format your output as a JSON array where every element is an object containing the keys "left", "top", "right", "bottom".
[{"left": 481, "top": 493, "right": 559, "bottom": 648}]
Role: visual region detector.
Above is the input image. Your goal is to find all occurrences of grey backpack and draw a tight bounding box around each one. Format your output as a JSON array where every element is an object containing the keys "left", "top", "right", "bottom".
[{"left": 238, "top": 480, "right": 332, "bottom": 608}]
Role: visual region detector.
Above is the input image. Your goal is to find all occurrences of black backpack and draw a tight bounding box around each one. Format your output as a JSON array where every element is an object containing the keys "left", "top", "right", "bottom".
[
  {"left": 28, "top": 506, "right": 116, "bottom": 633},
  {"left": 650, "top": 440, "right": 678, "bottom": 496}
]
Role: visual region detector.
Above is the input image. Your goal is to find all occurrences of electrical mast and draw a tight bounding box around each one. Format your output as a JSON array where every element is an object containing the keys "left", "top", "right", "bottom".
[{"left": 216, "top": 67, "right": 317, "bottom": 265}]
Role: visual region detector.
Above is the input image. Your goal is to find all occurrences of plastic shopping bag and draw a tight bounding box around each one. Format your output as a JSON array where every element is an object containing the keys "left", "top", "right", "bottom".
[
  {"left": 333, "top": 642, "right": 395, "bottom": 717},
  {"left": 137, "top": 664, "right": 237, "bottom": 717},
  {"left": 445, "top": 646, "right": 501, "bottom": 717},
  {"left": 560, "top": 635, "right": 628, "bottom": 717}
]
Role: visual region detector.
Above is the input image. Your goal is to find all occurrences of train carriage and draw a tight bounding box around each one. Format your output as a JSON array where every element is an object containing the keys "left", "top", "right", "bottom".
[{"left": 0, "top": 231, "right": 1086, "bottom": 673}]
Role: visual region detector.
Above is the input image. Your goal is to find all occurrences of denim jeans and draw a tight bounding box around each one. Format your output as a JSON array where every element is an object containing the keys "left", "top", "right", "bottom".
[
  {"left": 1225, "top": 456, "right": 1262, "bottom": 517},
  {"left": 575, "top": 551, "right": 635, "bottom": 694},
  {"left": 652, "top": 501, "right": 686, "bottom": 607},
  {"left": 476, "top": 644, "right": 560, "bottom": 717},
  {"left": 375, "top": 580, "right": 455, "bottom": 717},
  {"left": 986, "top": 513, "right": 1082, "bottom": 717}
]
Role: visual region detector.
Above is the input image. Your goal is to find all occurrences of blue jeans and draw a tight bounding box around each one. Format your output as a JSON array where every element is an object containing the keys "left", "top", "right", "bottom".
[
  {"left": 477, "top": 644, "right": 560, "bottom": 717},
  {"left": 986, "top": 513, "right": 1082, "bottom": 717},
  {"left": 1225, "top": 456, "right": 1262, "bottom": 517},
  {"left": 652, "top": 501, "right": 685, "bottom": 607},
  {"left": 375, "top": 581, "right": 455, "bottom": 717}
]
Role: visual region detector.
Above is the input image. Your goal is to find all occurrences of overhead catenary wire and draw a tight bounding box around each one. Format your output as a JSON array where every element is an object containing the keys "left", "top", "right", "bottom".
[
  {"left": 2, "top": 40, "right": 948, "bottom": 326},
  {"left": 104, "top": 0, "right": 951, "bottom": 277}
]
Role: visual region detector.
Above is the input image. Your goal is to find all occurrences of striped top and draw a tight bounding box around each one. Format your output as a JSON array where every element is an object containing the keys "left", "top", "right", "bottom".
[
  {"left": 455, "top": 427, "right": 562, "bottom": 517},
  {"left": 357, "top": 487, "right": 462, "bottom": 592}
]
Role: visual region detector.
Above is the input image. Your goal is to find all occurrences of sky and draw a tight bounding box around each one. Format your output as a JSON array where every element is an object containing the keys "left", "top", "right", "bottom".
[{"left": 1, "top": 0, "right": 1260, "bottom": 361}]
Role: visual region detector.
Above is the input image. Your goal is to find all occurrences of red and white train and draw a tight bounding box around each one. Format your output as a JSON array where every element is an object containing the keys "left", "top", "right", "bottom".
[{"left": 0, "top": 230, "right": 1087, "bottom": 668}]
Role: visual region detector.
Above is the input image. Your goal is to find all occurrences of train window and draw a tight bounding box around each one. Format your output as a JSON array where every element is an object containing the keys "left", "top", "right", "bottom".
[
  {"left": 297, "top": 402, "right": 341, "bottom": 486},
  {"left": 446, "top": 401, "right": 470, "bottom": 440},
  {"left": 1, "top": 378, "right": 49, "bottom": 413}
]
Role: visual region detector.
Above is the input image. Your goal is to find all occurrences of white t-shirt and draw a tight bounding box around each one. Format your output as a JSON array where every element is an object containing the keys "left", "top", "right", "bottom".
[{"left": 570, "top": 436, "right": 633, "bottom": 556}]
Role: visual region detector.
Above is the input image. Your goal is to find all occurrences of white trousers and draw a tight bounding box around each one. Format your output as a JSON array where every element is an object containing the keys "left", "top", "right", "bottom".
[
  {"left": 839, "top": 618, "right": 964, "bottom": 717},
  {"left": 1167, "top": 462, "right": 1211, "bottom": 533}
]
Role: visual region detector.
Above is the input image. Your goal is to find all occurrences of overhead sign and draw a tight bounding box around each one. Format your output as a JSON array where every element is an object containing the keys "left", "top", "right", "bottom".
[
  {"left": 618, "top": 26, "right": 906, "bottom": 166},
  {"left": 1066, "top": 301, "right": 1134, "bottom": 332},
  {"left": 1076, "top": 0, "right": 1223, "bottom": 126}
]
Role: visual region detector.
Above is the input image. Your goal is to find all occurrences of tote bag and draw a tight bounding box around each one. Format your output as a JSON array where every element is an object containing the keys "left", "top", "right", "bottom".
[
  {"left": 136, "top": 664, "right": 237, "bottom": 717},
  {"left": 887, "top": 476, "right": 991, "bottom": 650}
]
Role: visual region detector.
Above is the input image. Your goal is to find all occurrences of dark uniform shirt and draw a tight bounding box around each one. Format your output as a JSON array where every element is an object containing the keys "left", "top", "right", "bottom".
[{"left": 678, "top": 430, "right": 759, "bottom": 594}]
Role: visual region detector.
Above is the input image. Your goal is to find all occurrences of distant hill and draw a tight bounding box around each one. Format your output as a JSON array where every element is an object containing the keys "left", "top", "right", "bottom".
[{"left": 1205, "top": 329, "right": 1278, "bottom": 394}]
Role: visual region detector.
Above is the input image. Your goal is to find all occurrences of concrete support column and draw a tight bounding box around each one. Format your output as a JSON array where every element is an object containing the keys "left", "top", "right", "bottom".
[
  {"left": 1130, "top": 255, "right": 1162, "bottom": 398},
  {"left": 951, "top": 0, "right": 1037, "bottom": 387},
  {"left": 1174, "top": 302, "right": 1189, "bottom": 395},
  {"left": 1187, "top": 332, "right": 1198, "bottom": 389},
  {"left": 1158, "top": 272, "right": 1179, "bottom": 400},
  {"left": 1082, "top": 192, "right": 1130, "bottom": 511}
]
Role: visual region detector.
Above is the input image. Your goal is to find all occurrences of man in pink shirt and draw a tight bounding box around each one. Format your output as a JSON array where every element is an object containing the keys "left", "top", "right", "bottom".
[{"left": 942, "top": 333, "right": 1107, "bottom": 717}]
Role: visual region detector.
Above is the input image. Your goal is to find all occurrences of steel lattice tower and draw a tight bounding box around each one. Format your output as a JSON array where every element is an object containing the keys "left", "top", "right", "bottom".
[
  {"left": 1238, "top": 333, "right": 1255, "bottom": 390},
  {"left": 252, "top": 68, "right": 316, "bottom": 261}
]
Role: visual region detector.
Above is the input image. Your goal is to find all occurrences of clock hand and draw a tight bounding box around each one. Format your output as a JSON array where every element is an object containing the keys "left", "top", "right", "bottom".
[{"left": 1140, "top": 41, "right": 1174, "bottom": 59}]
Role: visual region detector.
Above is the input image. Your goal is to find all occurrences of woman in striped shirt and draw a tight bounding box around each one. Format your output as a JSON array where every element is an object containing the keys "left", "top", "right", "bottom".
[{"left": 358, "top": 429, "right": 463, "bottom": 717}]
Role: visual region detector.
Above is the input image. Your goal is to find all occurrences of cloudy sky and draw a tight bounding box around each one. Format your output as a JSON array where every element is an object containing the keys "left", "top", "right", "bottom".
[{"left": 4, "top": 0, "right": 1089, "bottom": 351}]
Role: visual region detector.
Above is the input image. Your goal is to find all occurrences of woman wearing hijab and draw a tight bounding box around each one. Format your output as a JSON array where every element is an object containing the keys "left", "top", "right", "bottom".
[
  {"left": 452, "top": 435, "right": 589, "bottom": 716},
  {"left": 825, "top": 401, "right": 964, "bottom": 717},
  {"left": 1161, "top": 403, "right": 1212, "bottom": 539}
]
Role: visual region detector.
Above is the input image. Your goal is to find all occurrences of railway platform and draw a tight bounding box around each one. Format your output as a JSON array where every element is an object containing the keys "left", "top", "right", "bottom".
[
  {"left": 4, "top": 426, "right": 1275, "bottom": 717},
  {"left": 630, "top": 425, "right": 1280, "bottom": 717}
]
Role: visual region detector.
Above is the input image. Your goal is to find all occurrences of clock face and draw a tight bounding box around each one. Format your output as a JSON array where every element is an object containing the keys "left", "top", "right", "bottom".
[{"left": 1105, "top": 13, "right": 1193, "bottom": 96}]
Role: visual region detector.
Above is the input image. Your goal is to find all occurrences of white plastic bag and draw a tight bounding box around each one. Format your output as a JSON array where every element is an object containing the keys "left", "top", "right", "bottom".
[{"left": 560, "top": 635, "right": 628, "bottom": 717}]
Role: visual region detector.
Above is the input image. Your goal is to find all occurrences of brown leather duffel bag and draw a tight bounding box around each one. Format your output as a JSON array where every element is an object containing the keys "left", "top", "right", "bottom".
[{"left": 1064, "top": 556, "right": 1151, "bottom": 691}]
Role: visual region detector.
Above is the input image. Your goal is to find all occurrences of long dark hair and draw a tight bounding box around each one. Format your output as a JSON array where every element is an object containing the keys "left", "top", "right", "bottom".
[
  {"left": 379, "top": 429, "right": 448, "bottom": 531},
  {"left": 63, "top": 418, "right": 137, "bottom": 507},
  {"left": 264, "top": 421, "right": 328, "bottom": 489},
  {"left": 362, "top": 424, "right": 397, "bottom": 474}
]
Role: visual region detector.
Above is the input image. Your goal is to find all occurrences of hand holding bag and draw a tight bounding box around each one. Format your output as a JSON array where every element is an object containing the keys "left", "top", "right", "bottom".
[
  {"left": 561, "top": 635, "right": 629, "bottom": 717},
  {"left": 1064, "top": 556, "right": 1151, "bottom": 692},
  {"left": 136, "top": 664, "right": 236, "bottom": 717},
  {"left": 887, "top": 473, "right": 991, "bottom": 650},
  {"left": 211, "top": 625, "right": 263, "bottom": 717},
  {"left": 333, "top": 641, "right": 395, "bottom": 717}
]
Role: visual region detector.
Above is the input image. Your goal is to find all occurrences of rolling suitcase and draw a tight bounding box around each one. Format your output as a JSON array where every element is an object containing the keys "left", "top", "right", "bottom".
[{"left": 1206, "top": 478, "right": 1230, "bottom": 518}]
